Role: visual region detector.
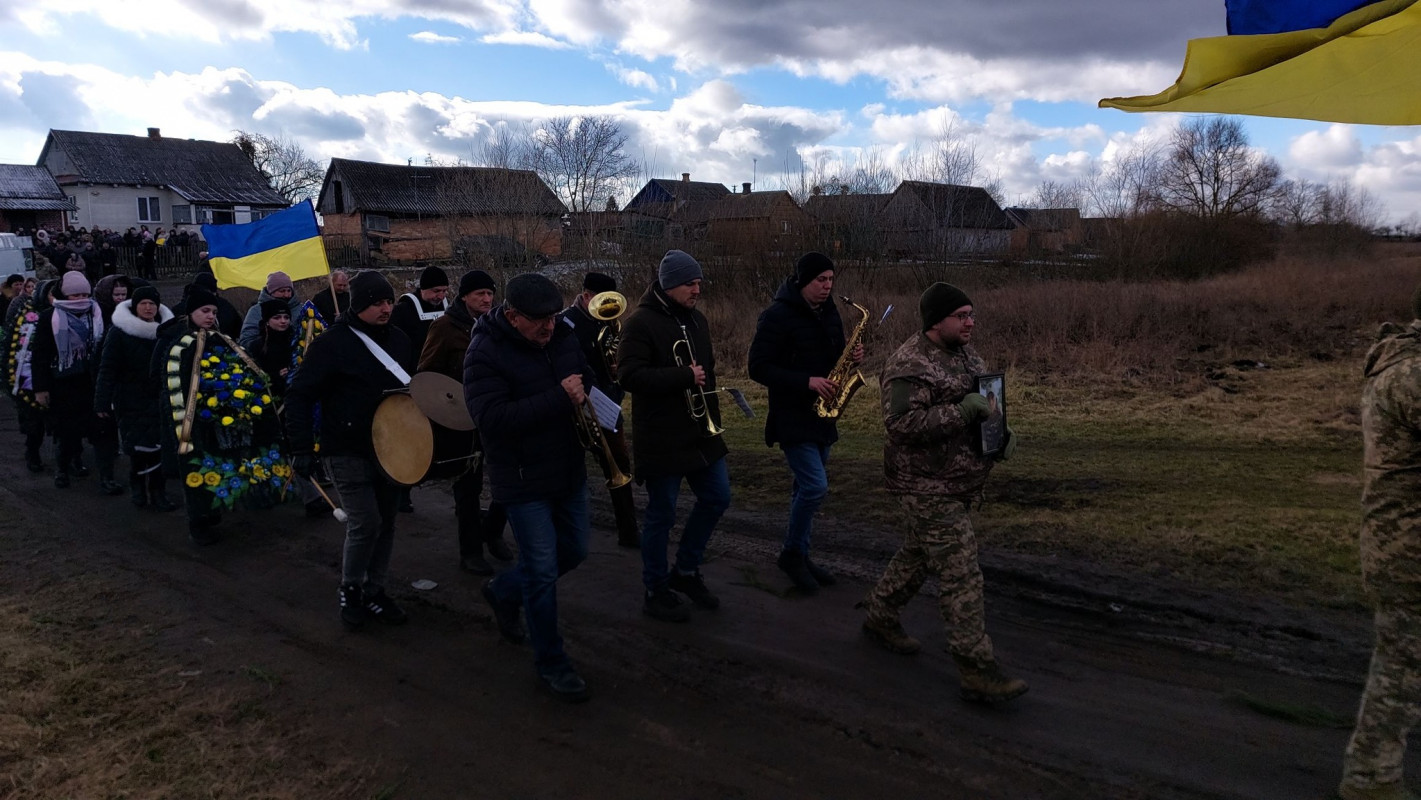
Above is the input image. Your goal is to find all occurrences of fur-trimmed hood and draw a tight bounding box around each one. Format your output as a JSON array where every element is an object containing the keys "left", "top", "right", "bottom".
[{"left": 111, "top": 298, "right": 174, "bottom": 341}]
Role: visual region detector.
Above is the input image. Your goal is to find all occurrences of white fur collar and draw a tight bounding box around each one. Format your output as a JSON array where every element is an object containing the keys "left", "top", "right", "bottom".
[{"left": 112, "top": 299, "right": 174, "bottom": 340}]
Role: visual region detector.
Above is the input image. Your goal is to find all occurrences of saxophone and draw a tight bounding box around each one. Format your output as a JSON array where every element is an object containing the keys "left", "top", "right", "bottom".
[{"left": 814, "top": 296, "right": 871, "bottom": 419}]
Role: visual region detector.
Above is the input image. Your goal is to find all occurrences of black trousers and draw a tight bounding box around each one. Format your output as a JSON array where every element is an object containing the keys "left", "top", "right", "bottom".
[{"left": 452, "top": 459, "right": 507, "bottom": 560}]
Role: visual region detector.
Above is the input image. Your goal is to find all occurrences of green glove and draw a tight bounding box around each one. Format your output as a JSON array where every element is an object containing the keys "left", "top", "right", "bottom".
[
  {"left": 956, "top": 393, "right": 989, "bottom": 424},
  {"left": 1000, "top": 426, "right": 1018, "bottom": 461}
]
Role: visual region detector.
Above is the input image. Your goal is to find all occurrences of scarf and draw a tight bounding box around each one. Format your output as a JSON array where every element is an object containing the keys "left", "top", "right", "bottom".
[{"left": 52, "top": 298, "right": 103, "bottom": 375}]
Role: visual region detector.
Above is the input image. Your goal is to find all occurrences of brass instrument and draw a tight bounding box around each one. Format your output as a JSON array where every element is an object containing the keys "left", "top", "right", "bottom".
[
  {"left": 574, "top": 397, "right": 631, "bottom": 489},
  {"left": 673, "top": 322, "right": 725, "bottom": 437},
  {"left": 587, "top": 290, "right": 626, "bottom": 379},
  {"left": 814, "top": 296, "right": 871, "bottom": 419}
]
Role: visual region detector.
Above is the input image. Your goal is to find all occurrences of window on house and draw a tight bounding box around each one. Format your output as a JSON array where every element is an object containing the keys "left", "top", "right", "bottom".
[
  {"left": 365, "top": 214, "right": 390, "bottom": 233},
  {"left": 137, "top": 196, "right": 161, "bottom": 222},
  {"left": 210, "top": 209, "right": 235, "bottom": 225},
  {"left": 172, "top": 205, "right": 192, "bottom": 224}
]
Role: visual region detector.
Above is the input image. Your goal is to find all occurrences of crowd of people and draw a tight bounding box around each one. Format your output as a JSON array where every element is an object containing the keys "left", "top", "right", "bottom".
[{"left": 14, "top": 223, "right": 207, "bottom": 283}]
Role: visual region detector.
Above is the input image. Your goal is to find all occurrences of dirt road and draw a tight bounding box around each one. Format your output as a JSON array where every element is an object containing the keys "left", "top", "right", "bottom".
[{"left": 1, "top": 414, "right": 1406, "bottom": 798}]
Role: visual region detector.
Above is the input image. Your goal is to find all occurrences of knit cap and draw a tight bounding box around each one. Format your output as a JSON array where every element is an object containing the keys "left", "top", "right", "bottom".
[
  {"left": 919, "top": 282, "right": 973, "bottom": 331},
  {"left": 658, "top": 250, "right": 703, "bottom": 290}
]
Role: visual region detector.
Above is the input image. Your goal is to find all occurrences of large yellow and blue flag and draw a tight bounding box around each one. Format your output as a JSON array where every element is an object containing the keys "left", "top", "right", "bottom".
[
  {"left": 202, "top": 200, "right": 330, "bottom": 290},
  {"left": 1099, "top": 0, "right": 1421, "bottom": 125}
]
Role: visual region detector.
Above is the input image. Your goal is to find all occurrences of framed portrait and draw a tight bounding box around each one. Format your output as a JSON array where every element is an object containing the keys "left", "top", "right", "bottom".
[{"left": 975, "top": 373, "right": 1006, "bottom": 456}]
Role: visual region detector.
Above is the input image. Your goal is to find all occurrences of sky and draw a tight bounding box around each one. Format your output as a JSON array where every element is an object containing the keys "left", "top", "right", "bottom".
[{"left": 2, "top": 0, "right": 1419, "bottom": 222}]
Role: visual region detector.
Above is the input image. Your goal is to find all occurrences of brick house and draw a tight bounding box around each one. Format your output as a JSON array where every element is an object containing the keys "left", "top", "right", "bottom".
[
  {"left": 1005, "top": 207, "right": 1084, "bottom": 255},
  {"left": 879, "top": 181, "right": 1013, "bottom": 257},
  {"left": 802, "top": 191, "right": 890, "bottom": 257},
  {"left": 316, "top": 158, "right": 566, "bottom": 266},
  {"left": 622, "top": 174, "right": 731, "bottom": 246},
  {"left": 676, "top": 184, "right": 813, "bottom": 256},
  {"left": 37, "top": 128, "right": 286, "bottom": 234},
  {"left": 0, "top": 165, "right": 75, "bottom": 233}
]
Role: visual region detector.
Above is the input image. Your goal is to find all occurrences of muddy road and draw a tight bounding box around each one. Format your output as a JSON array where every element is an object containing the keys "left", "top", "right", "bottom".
[{"left": 1, "top": 416, "right": 1404, "bottom": 798}]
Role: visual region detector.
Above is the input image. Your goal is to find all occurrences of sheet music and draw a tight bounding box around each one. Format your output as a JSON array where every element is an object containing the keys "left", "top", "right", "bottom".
[{"left": 589, "top": 385, "right": 622, "bottom": 431}]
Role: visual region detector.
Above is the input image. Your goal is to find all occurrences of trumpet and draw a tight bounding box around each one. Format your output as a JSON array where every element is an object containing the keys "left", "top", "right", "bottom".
[
  {"left": 673, "top": 322, "right": 725, "bottom": 438},
  {"left": 574, "top": 396, "right": 632, "bottom": 489}
]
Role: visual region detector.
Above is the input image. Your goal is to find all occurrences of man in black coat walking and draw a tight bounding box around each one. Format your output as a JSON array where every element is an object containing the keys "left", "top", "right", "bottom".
[{"left": 748, "top": 252, "right": 861, "bottom": 594}]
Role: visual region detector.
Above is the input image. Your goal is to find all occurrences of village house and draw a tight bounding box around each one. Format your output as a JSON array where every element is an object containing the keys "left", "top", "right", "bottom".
[
  {"left": 622, "top": 174, "right": 732, "bottom": 246},
  {"left": 37, "top": 128, "right": 286, "bottom": 234},
  {"left": 0, "top": 164, "right": 76, "bottom": 233},
  {"left": 879, "top": 181, "right": 1013, "bottom": 258},
  {"left": 316, "top": 158, "right": 566, "bottom": 266},
  {"left": 802, "top": 191, "right": 890, "bottom": 257},
  {"left": 676, "top": 184, "right": 813, "bottom": 257},
  {"left": 1005, "top": 207, "right": 1085, "bottom": 255}
]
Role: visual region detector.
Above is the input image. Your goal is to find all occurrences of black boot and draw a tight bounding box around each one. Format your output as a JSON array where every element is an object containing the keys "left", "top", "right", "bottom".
[
  {"left": 148, "top": 474, "right": 178, "bottom": 512},
  {"left": 777, "top": 549, "right": 819, "bottom": 594},
  {"left": 97, "top": 467, "right": 125, "bottom": 496},
  {"left": 461, "top": 542, "right": 494, "bottom": 575},
  {"left": 129, "top": 470, "right": 148, "bottom": 507},
  {"left": 25, "top": 448, "right": 44, "bottom": 473}
]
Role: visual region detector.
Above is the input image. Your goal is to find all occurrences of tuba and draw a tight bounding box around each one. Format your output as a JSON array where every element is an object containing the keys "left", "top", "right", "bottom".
[
  {"left": 814, "top": 297, "right": 871, "bottom": 419},
  {"left": 673, "top": 322, "right": 725, "bottom": 437},
  {"left": 588, "top": 290, "right": 626, "bottom": 379}
]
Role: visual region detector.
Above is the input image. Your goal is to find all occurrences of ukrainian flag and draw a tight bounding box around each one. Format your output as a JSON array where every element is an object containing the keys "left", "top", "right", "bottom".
[
  {"left": 1099, "top": 0, "right": 1421, "bottom": 125},
  {"left": 203, "top": 200, "right": 330, "bottom": 290}
]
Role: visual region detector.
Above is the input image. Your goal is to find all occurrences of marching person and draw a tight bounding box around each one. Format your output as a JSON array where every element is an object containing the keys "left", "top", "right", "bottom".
[
  {"left": 417, "top": 269, "right": 511, "bottom": 575},
  {"left": 285, "top": 271, "right": 415, "bottom": 630},
  {"left": 95, "top": 284, "right": 176, "bottom": 509},
  {"left": 1337, "top": 289, "right": 1421, "bottom": 800},
  {"left": 173, "top": 273, "right": 242, "bottom": 339},
  {"left": 560, "top": 271, "right": 639, "bottom": 548},
  {"left": 618, "top": 250, "right": 730, "bottom": 623},
  {"left": 312, "top": 269, "right": 350, "bottom": 323},
  {"left": 390, "top": 264, "right": 450, "bottom": 513},
  {"left": 859, "top": 282, "right": 1027, "bottom": 704},
  {"left": 465, "top": 273, "right": 593, "bottom": 702},
  {"left": 748, "top": 252, "right": 859, "bottom": 593},
  {"left": 239, "top": 271, "right": 300, "bottom": 348}
]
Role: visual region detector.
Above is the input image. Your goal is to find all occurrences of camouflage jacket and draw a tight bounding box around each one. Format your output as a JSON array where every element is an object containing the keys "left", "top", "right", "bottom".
[
  {"left": 1360, "top": 320, "right": 1421, "bottom": 605},
  {"left": 880, "top": 331, "right": 994, "bottom": 497}
]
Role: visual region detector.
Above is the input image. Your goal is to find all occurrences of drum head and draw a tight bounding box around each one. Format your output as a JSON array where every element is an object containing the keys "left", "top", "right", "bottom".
[
  {"left": 372, "top": 393, "right": 434, "bottom": 486},
  {"left": 410, "top": 371, "right": 475, "bottom": 431}
]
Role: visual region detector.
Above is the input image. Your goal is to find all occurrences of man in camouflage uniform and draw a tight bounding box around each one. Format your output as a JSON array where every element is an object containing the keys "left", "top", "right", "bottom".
[
  {"left": 859, "top": 282, "right": 1027, "bottom": 704},
  {"left": 1338, "top": 290, "right": 1421, "bottom": 800}
]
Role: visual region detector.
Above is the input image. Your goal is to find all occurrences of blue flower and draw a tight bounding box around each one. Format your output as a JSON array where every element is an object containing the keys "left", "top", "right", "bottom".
[
  {"left": 217, "top": 391, "right": 231, "bottom": 401},
  {"left": 220, "top": 461, "right": 235, "bottom": 472},
  {"left": 268, "top": 449, "right": 280, "bottom": 460},
  {"left": 228, "top": 476, "right": 243, "bottom": 488},
  {"left": 270, "top": 477, "right": 283, "bottom": 486},
  {"left": 216, "top": 487, "right": 230, "bottom": 498},
  {"left": 200, "top": 410, "right": 213, "bottom": 420},
  {"left": 201, "top": 457, "right": 216, "bottom": 469}
]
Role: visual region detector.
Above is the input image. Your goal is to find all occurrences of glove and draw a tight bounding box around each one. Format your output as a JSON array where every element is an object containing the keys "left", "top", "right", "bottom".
[
  {"left": 1000, "top": 426, "right": 1018, "bottom": 461},
  {"left": 955, "top": 393, "right": 989, "bottom": 425},
  {"left": 291, "top": 453, "right": 317, "bottom": 479}
]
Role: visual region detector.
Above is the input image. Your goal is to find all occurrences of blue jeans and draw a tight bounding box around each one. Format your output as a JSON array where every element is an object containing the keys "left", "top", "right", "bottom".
[
  {"left": 641, "top": 457, "right": 731, "bottom": 592},
  {"left": 489, "top": 481, "right": 590, "bottom": 673},
  {"left": 781, "top": 442, "right": 831, "bottom": 554}
]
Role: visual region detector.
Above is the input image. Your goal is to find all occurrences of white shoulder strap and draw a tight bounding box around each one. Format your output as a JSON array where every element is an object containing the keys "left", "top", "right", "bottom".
[{"left": 350, "top": 328, "right": 411, "bottom": 386}]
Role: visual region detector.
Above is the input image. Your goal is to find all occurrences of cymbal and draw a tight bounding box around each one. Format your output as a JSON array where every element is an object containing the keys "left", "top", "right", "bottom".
[{"left": 410, "top": 371, "right": 475, "bottom": 431}]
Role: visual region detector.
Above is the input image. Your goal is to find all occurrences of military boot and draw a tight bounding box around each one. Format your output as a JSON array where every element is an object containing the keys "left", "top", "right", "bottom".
[
  {"left": 953, "top": 656, "right": 1028, "bottom": 704},
  {"left": 861, "top": 616, "right": 922, "bottom": 655},
  {"left": 1336, "top": 782, "right": 1419, "bottom": 800}
]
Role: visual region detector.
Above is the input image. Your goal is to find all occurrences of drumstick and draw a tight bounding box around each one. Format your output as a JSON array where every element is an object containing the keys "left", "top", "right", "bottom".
[{"left": 308, "top": 479, "right": 349, "bottom": 523}]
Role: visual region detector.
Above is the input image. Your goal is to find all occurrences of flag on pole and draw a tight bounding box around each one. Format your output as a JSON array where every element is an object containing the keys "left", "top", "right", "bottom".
[
  {"left": 1099, "top": 0, "right": 1421, "bottom": 125},
  {"left": 202, "top": 200, "right": 330, "bottom": 290}
]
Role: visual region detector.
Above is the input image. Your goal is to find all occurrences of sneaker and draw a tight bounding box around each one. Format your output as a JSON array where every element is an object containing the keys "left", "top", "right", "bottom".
[
  {"left": 339, "top": 583, "right": 369, "bottom": 630},
  {"left": 53, "top": 473, "right": 70, "bottom": 489},
  {"left": 776, "top": 549, "right": 818, "bottom": 594},
  {"left": 667, "top": 570, "right": 720, "bottom": 610},
  {"left": 363, "top": 589, "right": 409, "bottom": 626},
  {"left": 538, "top": 665, "right": 590, "bottom": 703},
  {"left": 954, "top": 656, "right": 1029, "bottom": 704},
  {"left": 643, "top": 587, "right": 691, "bottom": 622},
  {"left": 485, "top": 537, "right": 514, "bottom": 562},
  {"left": 861, "top": 617, "right": 922, "bottom": 655},
  {"left": 482, "top": 580, "right": 526, "bottom": 644},
  {"left": 805, "top": 557, "right": 837, "bottom": 586}
]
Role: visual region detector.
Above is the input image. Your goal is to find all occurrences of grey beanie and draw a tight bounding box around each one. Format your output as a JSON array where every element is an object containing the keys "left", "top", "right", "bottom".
[{"left": 658, "top": 250, "right": 703, "bottom": 290}]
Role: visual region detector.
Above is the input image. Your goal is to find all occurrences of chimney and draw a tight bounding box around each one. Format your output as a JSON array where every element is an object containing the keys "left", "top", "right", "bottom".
[
  {"left": 681, "top": 173, "right": 690, "bottom": 183},
  {"left": 147, "top": 127, "right": 161, "bottom": 139},
  {"left": 811, "top": 185, "right": 822, "bottom": 196},
  {"left": 742, "top": 182, "right": 752, "bottom": 195}
]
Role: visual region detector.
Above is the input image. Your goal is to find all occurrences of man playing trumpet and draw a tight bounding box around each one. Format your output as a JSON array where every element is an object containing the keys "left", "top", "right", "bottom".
[{"left": 619, "top": 250, "right": 730, "bottom": 623}]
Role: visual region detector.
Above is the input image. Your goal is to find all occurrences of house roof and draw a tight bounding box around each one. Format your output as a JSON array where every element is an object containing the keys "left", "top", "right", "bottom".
[
  {"left": 0, "top": 165, "right": 76, "bottom": 211},
  {"left": 803, "top": 193, "right": 889, "bottom": 223},
  {"left": 39, "top": 130, "right": 287, "bottom": 207},
  {"left": 320, "top": 158, "right": 566, "bottom": 217},
  {"left": 1004, "top": 207, "right": 1081, "bottom": 230},
  {"left": 688, "top": 190, "right": 800, "bottom": 222},
  {"left": 625, "top": 177, "right": 731, "bottom": 212},
  {"left": 893, "top": 181, "right": 1012, "bottom": 230}
]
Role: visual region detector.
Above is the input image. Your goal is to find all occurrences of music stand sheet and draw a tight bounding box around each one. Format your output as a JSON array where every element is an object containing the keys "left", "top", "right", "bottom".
[{"left": 589, "top": 386, "right": 622, "bottom": 432}]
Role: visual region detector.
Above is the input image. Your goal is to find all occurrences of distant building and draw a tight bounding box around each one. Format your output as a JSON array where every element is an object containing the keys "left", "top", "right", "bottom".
[
  {"left": 1005, "top": 207, "right": 1084, "bottom": 255},
  {"left": 623, "top": 174, "right": 732, "bottom": 244},
  {"left": 0, "top": 164, "right": 75, "bottom": 233},
  {"left": 316, "top": 158, "right": 566, "bottom": 266},
  {"left": 677, "top": 184, "right": 813, "bottom": 256},
  {"left": 37, "top": 128, "right": 286, "bottom": 233},
  {"left": 803, "top": 191, "right": 890, "bottom": 257},
  {"left": 880, "top": 181, "right": 1013, "bottom": 257}
]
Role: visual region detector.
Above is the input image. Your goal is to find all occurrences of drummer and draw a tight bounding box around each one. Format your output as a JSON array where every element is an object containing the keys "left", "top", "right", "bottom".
[
  {"left": 417, "top": 269, "right": 512, "bottom": 575},
  {"left": 285, "top": 270, "right": 417, "bottom": 631}
]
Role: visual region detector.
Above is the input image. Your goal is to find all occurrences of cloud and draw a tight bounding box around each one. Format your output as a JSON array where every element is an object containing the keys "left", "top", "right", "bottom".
[
  {"left": 410, "top": 31, "right": 462, "bottom": 44},
  {"left": 479, "top": 30, "right": 572, "bottom": 49},
  {"left": 1288, "top": 124, "right": 1363, "bottom": 171},
  {"left": 605, "top": 63, "right": 657, "bottom": 92}
]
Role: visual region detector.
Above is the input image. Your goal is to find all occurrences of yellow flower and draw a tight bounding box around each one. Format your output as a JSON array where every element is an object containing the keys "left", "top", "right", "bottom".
[
  {"left": 232, "top": 389, "right": 248, "bottom": 400},
  {"left": 206, "top": 397, "right": 218, "bottom": 408},
  {"left": 220, "top": 373, "right": 230, "bottom": 380},
  {"left": 203, "top": 472, "right": 222, "bottom": 486},
  {"left": 261, "top": 394, "right": 272, "bottom": 403},
  {"left": 221, "top": 416, "right": 235, "bottom": 426},
  {"left": 251, "top": 406, "right": 263, "bottom": 415},
  {"left": 185, "top": 472, "right": 204, "bottom": 488}
]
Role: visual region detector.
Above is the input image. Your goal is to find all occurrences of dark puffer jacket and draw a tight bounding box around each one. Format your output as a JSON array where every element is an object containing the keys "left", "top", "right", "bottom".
[
  {"left": 463, "top": 303, "right": 589, "bottom": 505},
  {"left": 747, "top": 278, "right": 847, "bottom": 448},
  {"left": 284, "top": 317, "right": 414, "bottom": 458},
  {"left": 616, "top": 283, "right": 727, "bottom": 479},
  {"left": 94, "top": 299, "right": 173, "bottom": 452}
]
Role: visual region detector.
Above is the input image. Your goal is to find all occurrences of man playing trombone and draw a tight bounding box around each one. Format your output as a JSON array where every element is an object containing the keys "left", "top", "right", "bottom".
[{"left": 618, "top": 250, "right": 730, "bottom": 623}]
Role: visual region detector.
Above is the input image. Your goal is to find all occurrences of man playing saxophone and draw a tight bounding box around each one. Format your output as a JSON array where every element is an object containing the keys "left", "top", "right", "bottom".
[
  {"left": 748, "top": 252, "right": 862, "bottom": 594},
  {"left": 560, "top": 272, "right": 639, "bottom": 548}
]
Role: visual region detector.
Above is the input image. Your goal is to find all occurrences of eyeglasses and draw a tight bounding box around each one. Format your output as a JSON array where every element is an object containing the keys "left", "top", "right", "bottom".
[{"left": 947, "top": 312, "right": 975, "bottom": 322}]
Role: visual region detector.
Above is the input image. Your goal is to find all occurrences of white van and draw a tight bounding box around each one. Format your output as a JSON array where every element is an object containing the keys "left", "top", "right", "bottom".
[{"left": 0, "top": 233, "right": 35, "bottom": 278}]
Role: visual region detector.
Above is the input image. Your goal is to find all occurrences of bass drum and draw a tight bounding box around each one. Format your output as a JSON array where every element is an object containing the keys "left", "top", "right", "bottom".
[
  {"left": 428, "top": 421, "right": 478, "bottom": 481},
  {"left": 371, "top": 393, "right": 434, "bottom": 487}
]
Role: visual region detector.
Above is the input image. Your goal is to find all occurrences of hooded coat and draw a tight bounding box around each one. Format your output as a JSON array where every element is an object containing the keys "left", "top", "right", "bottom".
[
  {"left": 747, "top": 277, "right": 846, "bottom": 448},
  {"left": 239, "top": 287, "right": 304, "bottom": 349},
  {"left": 94, "top": 298, "right": 174, "bottom": 452},
  {"left": 1359, "top": 320, "right": 1421, "bottom": 604}
]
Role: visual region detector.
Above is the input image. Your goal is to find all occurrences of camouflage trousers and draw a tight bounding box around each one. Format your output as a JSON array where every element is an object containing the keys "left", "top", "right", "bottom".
[
  {"left": 862, "top": 493, "right": 994, "bottom": 666},
  {"left": 1342, "top": 604, "right": 1421, "bottom": 792}
]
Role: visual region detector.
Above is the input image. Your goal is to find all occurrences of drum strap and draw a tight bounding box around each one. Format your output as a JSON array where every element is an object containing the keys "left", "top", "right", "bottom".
[
  {"left": 351, "top": 328, "right": 411, "bottom": 386},
  {"left": 402, "top": 293, "right": 447, "bottom": 322}
]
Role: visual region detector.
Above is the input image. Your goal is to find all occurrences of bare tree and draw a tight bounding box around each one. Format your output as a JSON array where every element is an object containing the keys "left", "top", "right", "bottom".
[
  {"left": 525, "top": 115, "right": 640, "bottom": 214},
  {"left": 232, "top": 131, "right": 325, "bottom": 204},
  {"left": 1080, "top": 142, "right": 1161, "bottom": 219},
  {"left": 1156, "top": 117, "right": 1281, "bottom": 220},
  {"left": 1026, "top": 179, "right": 1085, "bottom": 210},
  {"left": 1269, "top": 178, "right": 1320, "bottom": 227}
]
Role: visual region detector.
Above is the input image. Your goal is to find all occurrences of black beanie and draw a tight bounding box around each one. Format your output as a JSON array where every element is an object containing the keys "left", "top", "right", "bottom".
[
  {"left": 583, "top": 272, "right": 616, "bottom": 294},
  {"left": 457, "top": 270, "right": 496, "bottom": 298},
  {"left": 131, "top": 285, "right": 161, "bottom": 306},
  {"left": 186, "top": 286, "right": 220, "bottom": 314},
  {"left": 349, "top": 270, "right": 396, "bottom": 313},
  {"left": 794, "top": 252, "right": 835, "bottom": 288},
  {"left": 192, "top": 273, "right": 218, "bottom": 292},
  {"left": 260, "top": 298, "right": 290, "bottom": 322},
  {"left": 418, "top": 265, "right": 450, "bottom": 290},
  {"left": 919, "top": 282, "right": 973, "bottom": 331},
  {"left": 505, "top": 273, "right": 563, "bottom": 318}
]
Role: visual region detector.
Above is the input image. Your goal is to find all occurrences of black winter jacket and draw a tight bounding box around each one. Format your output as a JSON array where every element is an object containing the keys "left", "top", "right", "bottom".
[
  {"left": 747, "top": 278, "right": 846, "bottom": 447},
  {"left": 560, "top": 301, "right": 624, "bottom": 405},
  {"left": 391, "top": 294, "right": 446, "bottom": 357},
  {"left": 284, "top": 317, "right": 414, "bottom": 458},
  {"left": 463, "top": 303, "right": 589, "bottom": 505},
  {"left": 247, "top": 327, "right": 294, "bottom": 396},
  {"left": 95, "top": 299, "right": 173, "bottom": 452},
  {"left": 31, "top": 302, "right": 102, "bottom": 422},
  {"left": 617, "top": 283, "right": 727, "bottom": 479}
]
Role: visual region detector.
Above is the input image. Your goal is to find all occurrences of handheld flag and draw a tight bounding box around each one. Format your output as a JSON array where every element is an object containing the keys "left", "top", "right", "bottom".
[
  {"left": 203, "top": 200, "right": 330, "bottom": 290},
  {"left": 1099, "top": 0, "right": 1421, "bottom": 125}
]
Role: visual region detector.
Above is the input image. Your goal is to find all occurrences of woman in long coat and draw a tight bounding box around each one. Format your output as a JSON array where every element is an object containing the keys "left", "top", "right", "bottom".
[
  {"left": 95, "top": 284, "right": 175, "bottom": 509},
  {"left": 31, "top": 272, "right": 115, "bottom": 491}
]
